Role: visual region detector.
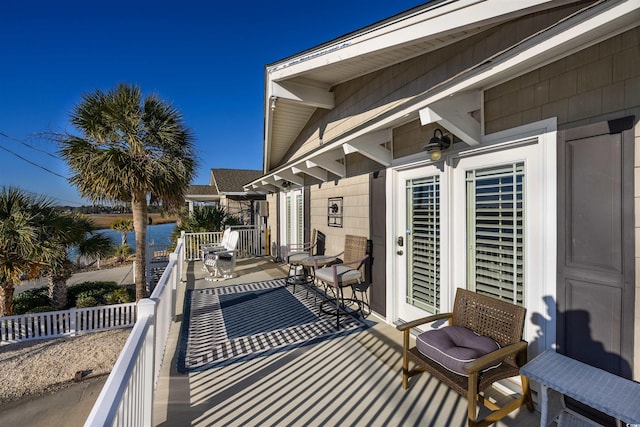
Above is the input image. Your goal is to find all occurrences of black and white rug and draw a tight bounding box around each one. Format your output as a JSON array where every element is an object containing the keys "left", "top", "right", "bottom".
[{"left": 177, "top": 278, "right": 368, "bottom": 372}]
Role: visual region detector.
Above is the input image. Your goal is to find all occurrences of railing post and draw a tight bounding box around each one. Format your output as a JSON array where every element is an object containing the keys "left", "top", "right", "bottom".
[
  {"left": 146, "top": 241, "right": 153, "bottom": 287},
  {"left": 69, "top": 307, "right": 76, "bottom": 336},
  {"left": 137, "top": 298, "right": 156, "bottom": 427},
  {"left": 169, "top": 252, "right": 179, "bottom": 319}
]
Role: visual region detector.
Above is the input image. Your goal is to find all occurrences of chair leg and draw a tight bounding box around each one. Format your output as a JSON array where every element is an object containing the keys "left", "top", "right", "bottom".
[
  {"left": 402, "top": 330, "right": 410, "bottom": 390},
  {"left": 521, "top": 374, "right": 534, "bottom": 411},
  {"left": 336, "top": 287, "right": 343, "bottom": 330},
  {"left": 467, "top": 373, "right": 479, "bottom": 426},
  {"left": 351, "top": 285, "right": 370, "bottom": 317}
]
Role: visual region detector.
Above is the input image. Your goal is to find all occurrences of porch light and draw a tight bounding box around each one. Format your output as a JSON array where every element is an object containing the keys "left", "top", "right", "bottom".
[{"left": 425, "top": 128, "right": 451, "bottom": 161}]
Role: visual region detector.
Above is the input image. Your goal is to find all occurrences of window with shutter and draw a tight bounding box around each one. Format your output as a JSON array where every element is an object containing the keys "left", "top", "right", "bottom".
[
  {"left": 286, "top": 194, "right": 292, "bottom": 244},
  {"left": 466, "top": 162, "right": 524, "bottom": 305},
  {"left": 406, "top": 175, "right": 440, "bottom": 314},
  {"left": 296, "top": 193, "right": 303, "bottom": 245}
]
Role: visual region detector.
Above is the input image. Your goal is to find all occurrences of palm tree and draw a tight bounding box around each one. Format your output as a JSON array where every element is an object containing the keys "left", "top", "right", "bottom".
[
  {"left": 111, "top": 218, "right": 133, "bottom": 245},
  {"left": 0, "top": 187, "right": 61, "bottom": 316},
  {"left": 58, "top": 83, "right": 198, "bottom": 300},
  {"left": 45, "top": 214, "right": 113, "bottom": 309}
]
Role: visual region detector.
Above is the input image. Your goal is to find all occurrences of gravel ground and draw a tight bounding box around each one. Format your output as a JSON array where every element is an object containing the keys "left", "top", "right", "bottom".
[{"left": 0, "top": 328, "right": 130, "bottom": 406}]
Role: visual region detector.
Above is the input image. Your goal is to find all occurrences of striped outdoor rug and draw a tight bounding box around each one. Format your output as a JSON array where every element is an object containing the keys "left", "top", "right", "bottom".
[{"left": 177, "top": 278, "right": 367, "bottom": 372}]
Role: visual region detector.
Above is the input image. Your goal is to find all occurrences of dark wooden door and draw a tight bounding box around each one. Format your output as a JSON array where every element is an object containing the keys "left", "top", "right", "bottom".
[
  {"left": 557, "top": 116, "right": 635, "bottom": 381},
  {"left": 369, "top": 170, "right": 386, "bottom": 315}
]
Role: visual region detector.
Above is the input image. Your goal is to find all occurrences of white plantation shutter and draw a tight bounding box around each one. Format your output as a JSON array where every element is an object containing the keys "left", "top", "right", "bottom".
[
  {"left": 296, "top": 193, "right": 303, "bottom": 245},
  {"left": 406, "top": 176, "right": 440, "bottom": 314},
  {"left": 466, "top": 162, "right": 525, "bottom": 305},
  {"left": 286, "top": 194, "right": 292, "bottom": 244}
]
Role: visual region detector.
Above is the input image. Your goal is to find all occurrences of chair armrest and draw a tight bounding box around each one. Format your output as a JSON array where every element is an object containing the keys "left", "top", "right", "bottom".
[
  {"left": 396, "top": 313, "right": 453, "bottom": 331},
  {"left": 463, "top": 341, "right": 528, "bottom": 374},
  {"left": 312, "top": 251, "right": 344, "bottom": 269},
  {"left": 215, "top": 249, "right": 237, "bottom": 257},
  {"left": 203, "top": 245, "right": 225, "bottom": 254},
  {"left": 287, "top": 241, "right": 315, "bottom": 252},
  {"left": 340, "top": 254, "right": 369, "bottom": 270}
]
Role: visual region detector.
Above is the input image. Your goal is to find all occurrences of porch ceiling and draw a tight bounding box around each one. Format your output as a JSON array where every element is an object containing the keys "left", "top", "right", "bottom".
[{"left": 251, "top": 0, "right": 638, "bottom": 193}]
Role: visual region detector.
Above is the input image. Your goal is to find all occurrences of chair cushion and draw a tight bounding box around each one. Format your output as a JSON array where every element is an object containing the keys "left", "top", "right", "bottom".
[
  {"left": 314, "top": 265, "right": 361, "bottom": 286},
  {"left": 288, "top": 252, "right": 309, "bottom": 264},
  {"left": 415, "top": 325, "right": 500, "bottom": 376}
]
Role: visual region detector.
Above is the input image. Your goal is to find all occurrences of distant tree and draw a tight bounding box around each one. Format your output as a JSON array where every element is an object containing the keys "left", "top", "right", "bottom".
[
  {"left": 45, "top": 215, "right": 113, "bottom": 309},
  {"left": 111, "top": 218, "right": 133, "bottom": 245},
  {"left": 58, "top": 83, "right": 198, "bottom": 300},
  {"left": 0, "top": 187, "right": 59, "bottom": 316}
]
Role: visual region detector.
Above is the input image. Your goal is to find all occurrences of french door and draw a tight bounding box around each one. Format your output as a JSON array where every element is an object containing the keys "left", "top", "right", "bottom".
[
  {"left": 394, "top": 166, "right": 448, "bottom": 321},
  {"left": 393, "top": 139, "right": 547, "bottom": 340}
]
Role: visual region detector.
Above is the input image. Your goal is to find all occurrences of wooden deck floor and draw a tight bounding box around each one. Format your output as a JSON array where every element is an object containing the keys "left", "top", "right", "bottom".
[{"left": 152, "top": 257, "right": 542, "bottom": 427}]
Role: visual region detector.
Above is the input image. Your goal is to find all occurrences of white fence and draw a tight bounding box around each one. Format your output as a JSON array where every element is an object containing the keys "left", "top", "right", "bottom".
[
  {"left": 1, "top": 303, "right": 136, "bottom": 345},
  {"left": 84, "top": 237, "right": 185, "bottom": 427},
  {"left": 182, "top": 225, "right": 266, "bottom": 260}
]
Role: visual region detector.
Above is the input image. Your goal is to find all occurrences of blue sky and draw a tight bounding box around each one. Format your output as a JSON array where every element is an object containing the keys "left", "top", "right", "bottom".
[{"left": 0, "top": 1, "right": 423, "bottom": 206}]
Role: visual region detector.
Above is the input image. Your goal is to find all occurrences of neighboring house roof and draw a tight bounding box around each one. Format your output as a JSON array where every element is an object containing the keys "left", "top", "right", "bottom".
[
  {"left": 186, "top": 184, "right": 218, "bottom": 197},
  {"left": 210, "top": 168, "right": 263, "bottom": 195},
  {"left": 185, "top": 169, "right": 264, "bottom": 203}
]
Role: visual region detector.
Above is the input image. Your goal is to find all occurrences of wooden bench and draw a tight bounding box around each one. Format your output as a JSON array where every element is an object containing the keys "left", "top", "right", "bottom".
[
  {"left": 397, "top": 288, "right": 533, "bottom": 427},
  {"left": 521, "top": 351, "right": 640, "bottom": 427}
]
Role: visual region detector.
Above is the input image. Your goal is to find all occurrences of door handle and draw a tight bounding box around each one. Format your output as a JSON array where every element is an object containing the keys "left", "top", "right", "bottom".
[{"left": 397, "top": 250, "right": 404, "bottom": 255}]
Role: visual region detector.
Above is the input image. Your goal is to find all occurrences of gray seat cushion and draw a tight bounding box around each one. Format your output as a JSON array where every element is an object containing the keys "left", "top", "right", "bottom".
[
  {"left": 288, "top": 252, "right": 309, "bottom": 263},
  {"left": 416, "top": 325, "right": 500, "bottom": 376},
  {"left": 314, "top": 265, "right": 361, "bottom": 286}
]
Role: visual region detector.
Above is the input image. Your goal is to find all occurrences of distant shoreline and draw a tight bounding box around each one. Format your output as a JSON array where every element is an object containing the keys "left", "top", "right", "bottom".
[{"left": 84, "top": 213, "right": 178, "bottom": 229}]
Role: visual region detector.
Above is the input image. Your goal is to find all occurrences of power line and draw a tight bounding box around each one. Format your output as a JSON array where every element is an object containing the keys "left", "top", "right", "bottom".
[
  {"left": 0, "top": 132, "right": 59, "bottom": 159},
  {"left": 0, "top": 141, "right": 68, "bottom": 179},
  {"left": 0, "top": 132, "right": 87, "bottom": 206}
]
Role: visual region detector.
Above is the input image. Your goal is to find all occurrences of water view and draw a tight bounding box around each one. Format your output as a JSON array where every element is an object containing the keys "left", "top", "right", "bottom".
[{"left": 97, "top": 222, "right": 175, "bottom": 251}]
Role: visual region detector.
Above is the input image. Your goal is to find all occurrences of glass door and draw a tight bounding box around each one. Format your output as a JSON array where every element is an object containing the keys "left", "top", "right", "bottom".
[{"left": 394, "top": 166, "right": 447, "bottom": 321}]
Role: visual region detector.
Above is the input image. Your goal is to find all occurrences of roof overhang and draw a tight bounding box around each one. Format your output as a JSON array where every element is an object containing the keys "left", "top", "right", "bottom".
[
  {"left": 184, "top": 195, "right": 220, "bottom": 202},
  {"left": 250, "top": 0, "right": 639, "bottom": 193}
]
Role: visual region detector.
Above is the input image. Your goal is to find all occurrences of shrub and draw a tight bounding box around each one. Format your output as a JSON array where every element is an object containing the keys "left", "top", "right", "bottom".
[
  {"left": 13, "top": 287, "right": 50, "bottom": 315},
  {"left": 113, "top": 244, "right": 133, "bottom": 262},
  {"left": 67, "top": 281, "right": 118, "bottom": 307},
  {"left": 104, "top": 288, "right": 134, "bottom": 304},
  {"left": 76, "top": 296, "right": 98, "bottom": 308},
  {"left": 26, "top": 306, "right": 55, "bottom": 314}
]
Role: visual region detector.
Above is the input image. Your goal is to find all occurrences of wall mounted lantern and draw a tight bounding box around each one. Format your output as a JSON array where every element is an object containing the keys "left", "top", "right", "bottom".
[{"left": 424, "top": 128, "right": 452, "bottom": 161}]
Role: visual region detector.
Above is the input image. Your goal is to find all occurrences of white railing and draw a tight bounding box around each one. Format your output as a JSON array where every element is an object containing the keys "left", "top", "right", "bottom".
[
  {"left": 182, "top": 225, "right": 265, "bottom": 260},
  {"left": 85, "top": 237, "right": 185, "bottom": 427},
  {"left": 183, "top": 231, "right": 223, "bottom": 260},
  {"left": 229, "top": 225, "right": 265, "bottom": 257},
  {"left": 1, "top": 303, "right": 136, "bottom": 345},
  {"left": 147, "top": 242, "right": 172, "bottom": 263}
]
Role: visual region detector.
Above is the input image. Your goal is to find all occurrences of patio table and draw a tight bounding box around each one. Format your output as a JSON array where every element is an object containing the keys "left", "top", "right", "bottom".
[{"left": 521, "top": 350, "right": 640, "bottom": 426}]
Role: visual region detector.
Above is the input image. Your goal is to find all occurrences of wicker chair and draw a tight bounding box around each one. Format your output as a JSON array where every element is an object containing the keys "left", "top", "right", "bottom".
[
  {"left": 396, "top": 288, "right": 534, "bottom": 427},
  {"left": 313, "top": 234, "right": 369, "bottom": 329}
]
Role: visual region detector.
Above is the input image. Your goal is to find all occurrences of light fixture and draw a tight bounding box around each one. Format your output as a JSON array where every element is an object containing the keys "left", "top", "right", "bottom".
[{"left": 424, "top": 128, "right": 452, "bottom": 161}]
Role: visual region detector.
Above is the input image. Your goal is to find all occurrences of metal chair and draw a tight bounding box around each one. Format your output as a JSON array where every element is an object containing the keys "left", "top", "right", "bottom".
[
  {"left": 313, "top": 234, "right": 369, "bottom": 329},
  {"left": 286, "top": 230, "right": 326, "bottom": 292}
]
